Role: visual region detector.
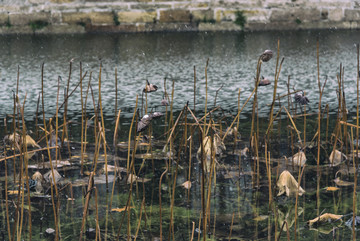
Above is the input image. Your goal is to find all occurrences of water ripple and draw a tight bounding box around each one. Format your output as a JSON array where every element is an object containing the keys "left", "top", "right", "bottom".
[{"left": 0, "top": 30, "right": 358, "bottom": 121}]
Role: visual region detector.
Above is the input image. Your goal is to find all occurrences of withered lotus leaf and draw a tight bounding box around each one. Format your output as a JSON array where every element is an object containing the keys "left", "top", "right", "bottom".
[
  {"left": 43, "top": 169, "right": 62, "bottom": 184},
  {"left": 289, "top": 151, "right": 306, "bottom": 167},
  {"left": 276, "top": 170, "right": 305, "bottom": 197},
  {"left": 326, "top": 186, "right": 339, "bottom": 192},
  {"left": 333, "top": 177, "right": 354, "bottom": 187},
  {"left": 308, "top": 213, "right": 343, "bottom": 226},
  {"left": 181, "top": 181, "right": 192, "bottom": 189},
  {"left": 126, "top": 174, "right": 150, "bottom": 184},
  {"left": 329, "top": 150, "right": 347, "bottom": 167},
  {"left": 32, "top": 171, "right": 43, "bottom": 181},
  {"left": 4, "top": 133, "right": 40, "bottom": 148},
  {"left": 196, "top": 134, "right": 226, "bottom": 173},
  {"left": 111, "top": 206, "right": 134, "bottom": 212}
]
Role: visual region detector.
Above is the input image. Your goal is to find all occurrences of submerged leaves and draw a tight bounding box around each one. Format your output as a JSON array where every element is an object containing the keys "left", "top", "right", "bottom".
[
  {"left": 345, "top": 216, "right": 360, "bottom": 228},
  {"left": 126, "top": 174, "right": 151, "bottom": 184},
  {"left": 43, "top": 169, "right": 62, "bottom": 184},
  {"left": 253, "top": 215, "right": 269, "bottom": 221}
]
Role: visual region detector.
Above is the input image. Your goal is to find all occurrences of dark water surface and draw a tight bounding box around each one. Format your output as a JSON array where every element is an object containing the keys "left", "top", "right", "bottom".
[
  {"left": 0, "top": 30, "right": 360, "bottom": 240},
  {"left": 0, "top": 30, "right": 359, "bottom": 120}
]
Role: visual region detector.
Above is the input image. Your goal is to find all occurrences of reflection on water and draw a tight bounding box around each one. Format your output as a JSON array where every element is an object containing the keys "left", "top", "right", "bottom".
[{"left": 0, "top": 30, "right": 360, "bottom": 240}]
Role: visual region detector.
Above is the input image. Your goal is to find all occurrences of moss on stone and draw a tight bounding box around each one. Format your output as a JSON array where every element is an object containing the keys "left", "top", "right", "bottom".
[
  {"left": 29, "top": 20, "right": 48, "bottom": 31},
  {"left": 234, "top": 11, "right": 246, "bottom": 29}
]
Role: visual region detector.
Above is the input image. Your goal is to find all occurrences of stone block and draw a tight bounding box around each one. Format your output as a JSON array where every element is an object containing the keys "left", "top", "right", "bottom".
[
  {"left": 0, "top": 5, "right": 22, "bottom": 13},
  {"left": 62, "top": 12, "right": 114, "bottom": 25},
  {"left": 116, "top": 0, "right": 147, "bottom": 2},
  {"left": 130, "top": 4, "right": 172, "bottom": 10},
  {"left": 173, "top": 2, "right": 209, "bottom": 8},
  {"left": 85, "top": 0, "right": 120, "bottom": 2},
  {"left": 344, "top": 9, "right": 360, "bottom": 21},
  {"left": 350, "top": 21, "right": 360, "bottom": 29},
  {"left": 191, "top": 10, "right": 214, "bottom": 22},
  {"left": 316, "top": 0, "right": 352, "bottom": 8},
  {"left": 9, "top": 12, "right": 51, "bottom": 26},
  {"left": 137, "top": 0, "right": 152, "bottom": 3},
  {"left": 154, "top": 0, "right": 178, "bottom": 2},
  {"left": 0, "top": 25, "right": 33, "bottom": 34},
  {"left": 244, "top": 9, "right": 268, "bottom": 22},
  {"left": 44, "top": 24, "right": 86, "bottom": 34},
  {"left": 328, "top": 8, "right": 343, "bottom": 22},
  {"left": 247, "top": 21, "right": 298, "bottom": 31},
  {"left": 86, "top": 24, "right": 147, "bottom": 33},
  {"left": 212, "top": 0, "right": 261, "bottom": 8},
  {"left": 215, "top": 9, "right": 259, "bottom": 22},
  {"left": 51, "top": 11, "right": 62, "bottom": 24},
  {"left": 89, "top": 12, "right": 114, "bottom": 25},
  {"left": 198, "top": 22, "right": 242, "bottom": 31},
  {"left": 62, "top": 12, "right": 92, "bottom": 25},
  {"left": 117, "top": 11, "right": 157, "bottom": 23},
  {"left": 270, "top": 8, "right": 321, "bottom": 23},
  {"left": 0, "top": 13, "right": 9, "bottom": 26},
  {"left": 28, "top": 0, "right": 48, "bottom": 3},
  {"left": 215, "top": 10, "right": 236, "bottom": 22},
  {"left": 49, "top": 0, "right": 75, "bottom": 3},
  {"left": 159, "top": 9, "right": 191, "bottom": 23},
  {"left": 148, "top": 22, "right": 197, "bottom": 32}
]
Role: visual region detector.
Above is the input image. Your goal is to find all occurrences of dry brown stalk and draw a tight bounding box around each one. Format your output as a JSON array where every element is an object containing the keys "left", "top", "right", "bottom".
[
  {"left": 250, "top": 57, "right": 263, "bottom": 149},
  {"left": 40, "top": 63, "right": 59, "bottom": 240},
  {"left": 115, "top": 67, "right": 118, "bottom": 117},
  {"left": 228, "top": 212, "right": 235, "bottom": 241},
  {"left": 0, "top": 146, "right": 59, "bottom": 162},
  {"left": 294, "top": 163, "right": 306, "bottom": 241},
  {"left": 126, "top": 96, "right": 138, "bottom": 172},
  {"left": 204, "top": 58, "right": 209, "bottom": 135},
  {"left": 94, "top": 188, "right": 100, "bottom": 241},
  {"left": 97, "top": 64, "right": 109, "bottom": 187},
  {"left": 158, "top": 160, "right": 168, "bottom": 241},
  {"left": 265, "top": 143, "right": 272, "bottom": 207},
  {"left": 268, "top": 39, "right": 283, "bottom": 136},
  {"left": 353, "top": 43, "right": 360, "bottom": 240},
  {"left": 80, "top": 63, "right": 85, "bottom": 175},
  {"left": 20, "top": 95, "right": 33, "bottom": 240},
  {"left": 222, "top": 87, "right": 256, "bottom": 141},
  {"left": 190, "top": 221, "right": 195, "bottom": 241},
  {"left": 110, "top": 109, "right": 122, "bottom": 210},
  {"left": 79, "top": 172, "right": 94, "bottom": 241},
  {"left": 134, "top": 198, "right": 145, "bottom": 241},
  {"left": 193, "top": 66, "right": 196, "bottom": 113}
]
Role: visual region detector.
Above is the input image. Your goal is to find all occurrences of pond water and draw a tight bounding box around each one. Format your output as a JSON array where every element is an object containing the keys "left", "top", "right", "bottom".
[
  {"left": 0, "top": 30, "right": 360, "bottom": 240},
  {"left": 0, "top": 30, "right": 360, "bottom": 120}
]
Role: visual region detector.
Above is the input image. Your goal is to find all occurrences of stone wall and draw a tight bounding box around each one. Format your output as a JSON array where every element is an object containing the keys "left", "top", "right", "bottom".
[{"left": 0, "top": 0, "right": 359, "bottom": 34}]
